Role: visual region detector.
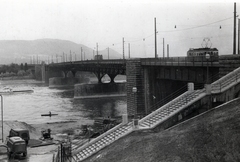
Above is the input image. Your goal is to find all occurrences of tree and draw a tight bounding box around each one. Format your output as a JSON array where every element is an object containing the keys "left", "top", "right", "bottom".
[
  {"left": 24, "top": 63, "right": 28, "bottom": 71},
  {"left": 20, "top": 63, "right": 24, "bottom": 70}
]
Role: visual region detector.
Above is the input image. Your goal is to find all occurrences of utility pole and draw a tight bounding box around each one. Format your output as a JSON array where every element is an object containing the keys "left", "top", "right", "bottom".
[
  {"left": 128, "top": 43, "right": 130, "bottom": 58},
  {"left": 107, "top": 47, "right": 109, "bottom": 59},
  {"left": 123, "top": 37, "right": 125, "bottom": 59},
  {"left": 163, "top": 38, "right": 165, "bottom": 58},
  {"left": 93, "top": 50, "right": 95, "bottom": 60},
  {"left": 81, "top": 47, "right": 83, "bottom": 61},
  {"left": 238, "top": 19, "right": 240, "bottom": 54},
  {"left": 96, "top": 43, "right": 98, "bottom": 59},
  {"left": 154, "top": 17, "right": 157, "bottom": 58},
  {"left": 70, "top": 50, "right": 72, "bottom": 61},
  {"left": 233, "top": 2, "right": 237, "bottom": 54},
  {"left": 167, "top": 44, "right": 169, "bottom": 58}
]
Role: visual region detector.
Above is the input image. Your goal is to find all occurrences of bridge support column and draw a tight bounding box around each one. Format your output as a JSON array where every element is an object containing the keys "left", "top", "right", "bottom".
[
  {"left": 205, "top": 84, "right": 212, "bottom": 95},
  {"left": 188, "top": 83, "right": 194, "bottom": 92},
  {"left": 63, "top": 71, "right": 68, "bottom": 78},
  {"left": 71, "top": 70, "right": 77, "bottom": 77},
  {"left": 126, "top": 59, "right": 145, "bottom": 118},
  {"left": 108, "top": 74, "right": 117, "bottom": 83},
  {"left": 94, "top": 72, "right": 105, "bottom": 83}
]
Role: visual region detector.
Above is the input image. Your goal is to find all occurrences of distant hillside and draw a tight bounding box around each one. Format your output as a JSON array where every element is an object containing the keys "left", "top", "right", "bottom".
[{"left": 0, "top": 39, "right": 122, "bottom": 64}]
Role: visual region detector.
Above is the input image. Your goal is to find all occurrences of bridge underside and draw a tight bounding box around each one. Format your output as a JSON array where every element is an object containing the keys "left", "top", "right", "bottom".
[{"left": 45, "top": 61, "right": 126, "bottom": 83}]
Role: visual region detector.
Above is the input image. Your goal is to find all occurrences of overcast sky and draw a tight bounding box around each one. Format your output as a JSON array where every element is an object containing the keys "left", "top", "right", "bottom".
[{"left": 0, "top": 0, "right": 239, "bottom": 58}]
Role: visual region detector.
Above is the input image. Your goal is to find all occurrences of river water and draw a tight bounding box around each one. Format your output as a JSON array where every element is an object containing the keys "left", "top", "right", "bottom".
[{"left": 0, "top": 79, "right": 127, "bottom": 125}]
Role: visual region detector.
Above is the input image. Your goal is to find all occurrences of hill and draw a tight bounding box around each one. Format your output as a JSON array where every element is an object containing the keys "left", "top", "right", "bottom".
[
  {"left": 0, "top": 39, "right": 122, "bottom": 64},
  {"left": 86, "top": 97, "right": 240, "bottom": 162}
]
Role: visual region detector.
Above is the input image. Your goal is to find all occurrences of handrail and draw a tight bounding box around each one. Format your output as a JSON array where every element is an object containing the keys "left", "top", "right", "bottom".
[
  {"left": 72, "top": 122, "right": 124, "bottom": 154},
  {"left": 150, "top": 85, "right": 188, "bottom": 112},
  {"left": 211, "top": 66, "right": 240, "bottom": 93},
  {"left": 139, "top": 90, "right": 189, "bottom": 123},
  {"left": 147, "top": 91, "right": 207, "bottom": 129}
]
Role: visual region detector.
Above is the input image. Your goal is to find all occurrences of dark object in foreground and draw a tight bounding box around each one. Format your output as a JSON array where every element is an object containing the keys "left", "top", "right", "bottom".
[
  {"left": 41, "top": 129, "right": 53, "bottom": 140},
  {"left": 6, "top": 137, "right": 27, "bottom": 159},
  {"left": 9, "top": 128, "right": 30, "bottom": 145}
]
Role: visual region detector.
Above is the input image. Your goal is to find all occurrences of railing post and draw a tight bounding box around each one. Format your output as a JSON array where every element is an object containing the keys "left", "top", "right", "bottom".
[
  {"left": 0, "top": 95, "right": 3, "bottom": 143},
  {"left": 219, "top": 82, "right": 222, "bottom": 92},
  {"left": 236, "top": 71, "right": 238, "bottom": 82}
]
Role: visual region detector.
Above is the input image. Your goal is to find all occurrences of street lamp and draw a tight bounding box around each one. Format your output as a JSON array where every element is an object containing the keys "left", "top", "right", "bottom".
[
  {"left": 132, "top": 87, "right": 137, "bottom": 119},
  {"left": 0, "top": 95, "right": 3, "bottom": 142},
  {"left": 206, "top": 53, "right": 210, "bottom": 84}
]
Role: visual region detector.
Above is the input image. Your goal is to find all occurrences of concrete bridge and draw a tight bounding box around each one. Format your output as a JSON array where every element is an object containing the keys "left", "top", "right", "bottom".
[
  {"left": 46, "top": 59, "right": 126, "bottom": 83},
  {"left": 37, "top": 54, "right": 240, "bottom": 118}
]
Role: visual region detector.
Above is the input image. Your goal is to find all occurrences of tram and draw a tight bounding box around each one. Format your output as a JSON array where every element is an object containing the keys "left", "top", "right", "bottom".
[{"left": 187, "top": 47, "right": 219, "bottom": 57}]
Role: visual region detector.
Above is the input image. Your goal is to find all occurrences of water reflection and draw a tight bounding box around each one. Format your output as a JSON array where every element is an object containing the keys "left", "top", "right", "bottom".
[{"left": 74, "top": 97, "right": 127, "bottom": 119}]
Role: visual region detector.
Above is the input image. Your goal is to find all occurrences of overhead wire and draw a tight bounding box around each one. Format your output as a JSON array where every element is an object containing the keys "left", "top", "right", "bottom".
[{"left": 158, "top": 16, "right": 233, "bottom": 32}]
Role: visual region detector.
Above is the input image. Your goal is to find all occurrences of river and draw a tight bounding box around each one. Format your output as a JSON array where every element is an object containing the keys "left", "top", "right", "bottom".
[{"left": 0, "top": 79, "right": 127, "bottom": 125}]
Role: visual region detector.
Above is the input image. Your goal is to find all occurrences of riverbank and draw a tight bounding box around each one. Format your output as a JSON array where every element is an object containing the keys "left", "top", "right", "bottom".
[{"left": 0, "top": 119, "right": 94, "bottom": 161}]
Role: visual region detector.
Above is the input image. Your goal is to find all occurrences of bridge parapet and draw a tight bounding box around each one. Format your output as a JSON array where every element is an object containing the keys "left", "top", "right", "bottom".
[{"left": 141, "top": 56, "right": 219, "bottom": 67}]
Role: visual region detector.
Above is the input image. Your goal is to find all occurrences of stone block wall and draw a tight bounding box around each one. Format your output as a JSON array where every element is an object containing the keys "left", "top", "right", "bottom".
[
  {"left": 74, "top": 82, "right": 126, "bottom": 98},
  {"left": 126, "top": 59, "right": 145, "bottom": 117},
  {"left": 49, "top": 77, "right": 79, "bottom": 88},
  {"left": 219, "top": 55, "right": 240, "bottom": 78}
]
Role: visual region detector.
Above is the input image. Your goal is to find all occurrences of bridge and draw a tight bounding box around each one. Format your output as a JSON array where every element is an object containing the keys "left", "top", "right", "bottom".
[
  {"left": 38, "top": 54, "right": 240, "bottom": 117},
  {"left": 44, "top": 55, "right": 219, "bottom": 83},
  {"left": 35, "top": 54, "right": 240, "bottom": 161}
]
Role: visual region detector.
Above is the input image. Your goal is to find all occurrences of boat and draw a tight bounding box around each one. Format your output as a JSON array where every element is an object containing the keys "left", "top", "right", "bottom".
[
  {"left": 12, "top": 90, "right": 34, "bottom": 93},
  {"left": 0, "top": 88, "right": 34, "bottom": 94},
  {"left": 41, "top": 112, "right": 58, "bottom": 117}
]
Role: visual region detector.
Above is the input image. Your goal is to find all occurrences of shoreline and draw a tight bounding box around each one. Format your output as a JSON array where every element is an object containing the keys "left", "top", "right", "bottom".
[{"left": 0, "top": 119, "right": 94, "bottom": 161}]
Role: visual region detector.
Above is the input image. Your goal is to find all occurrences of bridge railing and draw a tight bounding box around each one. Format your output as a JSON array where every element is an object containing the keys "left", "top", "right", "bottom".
[
  {"left": 49, "top": 59, "right": 127, "bottom": 66},
  {"left": 211, "top": 67, "right": 240, "bottom": 93},
  {"left": 141, "top": 56, "right": 219, "bottom": 67}
]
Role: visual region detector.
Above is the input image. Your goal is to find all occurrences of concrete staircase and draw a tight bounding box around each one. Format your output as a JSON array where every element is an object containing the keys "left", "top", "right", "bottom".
[
  {"left": 72, "top": 123, "right": 133, "bottom": 161},
  {"left": 71, "top": 66, "right": 240, "bottom": 162},
  {"left": 212, "top": 67, "right": 240, "bottom": 94},
  {"left": 139, "top": 89, "right": 206, "bottom": 129}
]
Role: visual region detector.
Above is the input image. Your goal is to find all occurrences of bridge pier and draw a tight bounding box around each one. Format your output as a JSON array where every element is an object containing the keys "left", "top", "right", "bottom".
[
  {"left": 108, "top": 74, "right": 117, "bottom": 83},
  {"left": 126, "top": 59, "right": 145, "bottom": 117},
  {"left": 94, "top": 72, "right": 106, "bottom": 83}
]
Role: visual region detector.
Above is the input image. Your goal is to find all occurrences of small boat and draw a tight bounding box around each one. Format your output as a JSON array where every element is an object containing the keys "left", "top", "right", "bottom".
[
  {"left": 0, "top": 88, "right": 34, "bottom": 94},
  {"left": 12, "top": 90, "right": 34, "bottom": 93},
  {"left": 41, "top": 112, "right": 58, "bottom": 117}
]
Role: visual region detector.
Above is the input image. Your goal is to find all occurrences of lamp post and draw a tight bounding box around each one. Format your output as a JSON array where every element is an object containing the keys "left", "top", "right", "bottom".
[
  {"left": 132, "top": 87, "right": 137, "bottom": 119},
  {"left": 206, "top": 54, "right": 210, "bottom": 84},
  {"left": 0, "top": 95, "right": 3, "bottom": 142}
]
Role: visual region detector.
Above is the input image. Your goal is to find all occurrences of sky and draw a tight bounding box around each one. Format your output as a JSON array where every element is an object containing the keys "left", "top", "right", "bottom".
[{"left": 0, "top": 0, "right": 239, "bottom": 58}]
